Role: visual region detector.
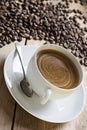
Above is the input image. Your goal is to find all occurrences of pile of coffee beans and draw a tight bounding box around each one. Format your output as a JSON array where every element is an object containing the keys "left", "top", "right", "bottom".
[{"left": 0, "top": 0, "right": 87, "bottom": 66}]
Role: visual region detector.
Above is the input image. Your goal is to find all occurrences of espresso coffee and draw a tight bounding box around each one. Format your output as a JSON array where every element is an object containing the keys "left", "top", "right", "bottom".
[{"left": 37, "top": 49, "right": 79, "bottom": 89}]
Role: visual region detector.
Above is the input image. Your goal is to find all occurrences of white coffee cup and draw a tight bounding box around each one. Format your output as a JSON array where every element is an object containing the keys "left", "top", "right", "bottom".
[{"left": 26, "top": 45, "right": 83, "bottom": 104}]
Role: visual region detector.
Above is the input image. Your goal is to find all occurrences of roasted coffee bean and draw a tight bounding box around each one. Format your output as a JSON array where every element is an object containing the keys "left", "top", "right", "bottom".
[
  {"left": 84, "top": 58, "right": 87, "bottom": 66},
  {"left": 80, "top": 1, "right": 84, "bottom": 5},
  {"left": 69, "top": 0, "right": 73, "bottom": 3},
  {"left": 79, "top": 53, "right": 84, "bottom": 58},
  {"left": 17, "top": 36, "right": 22, "bottom": 42},
  {"left": 77, "top": 9, "right": 82, "bottom": 15},
  {"left": 80, "top": 59, "right": 84, "bottom": 65},
  {"left": 0, "top": 43, "right": 4, "bottom": 47},
  {"left": 82, "top": 16, "right": 87, "bottom": 21},
  {"left": 83, "top": 20, "right": 86, "bottom": 24},
  {"left": 84, "top": 27, "right": 87, "bottom": 32},
  {"left": 73, "top": 9, "right": 77, "bottom": 13},
  {"left": 74, "top": 0, "right": 78, "bottom": 3},
  {"left": 3, "top": 41, "right": 7, "bottom": 45},
  {"left": 77, "top": 15, "right": 82, "bottom": 20},
  {"left": 63, "top": 42, "right": 69, "bottom": 49}
]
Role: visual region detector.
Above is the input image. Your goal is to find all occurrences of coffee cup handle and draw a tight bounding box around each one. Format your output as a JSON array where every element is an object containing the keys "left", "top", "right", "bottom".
[{"left": 40, "top": 88, "right": 52, "bottom": 104}]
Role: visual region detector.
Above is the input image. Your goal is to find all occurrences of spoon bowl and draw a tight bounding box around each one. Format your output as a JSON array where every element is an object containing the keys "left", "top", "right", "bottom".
[{"left": 20, "top": 78, "right": 33, "bottom": 97}]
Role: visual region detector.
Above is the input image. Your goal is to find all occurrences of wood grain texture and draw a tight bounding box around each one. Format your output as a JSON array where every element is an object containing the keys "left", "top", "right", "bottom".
[
  {"left": 0, "top": 43, "right": 15, "bottom": 130},
  {"left": 25, "top": 39, "right": 45, "bottom": 46},
  {"left": 0, "top": 40, "right": 25, "bottom": 130},
  {"left": 0, "top": 79, "right": 15, "bottom": 130}
]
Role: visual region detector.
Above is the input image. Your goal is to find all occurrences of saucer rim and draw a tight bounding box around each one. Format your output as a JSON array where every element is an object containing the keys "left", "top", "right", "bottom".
[{"left": 4, "top": 45, "right": 85, "bottom": 123}]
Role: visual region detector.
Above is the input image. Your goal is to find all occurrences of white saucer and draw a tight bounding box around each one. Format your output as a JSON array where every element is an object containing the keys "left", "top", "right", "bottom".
[{"left": 4, "top": 45, "right": 85, "bottom": 123}]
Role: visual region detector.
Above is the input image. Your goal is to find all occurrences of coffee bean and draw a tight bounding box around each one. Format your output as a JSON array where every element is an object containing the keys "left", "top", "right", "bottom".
[
  {"left": 17, "top": 36, "right": 22, "bottom": 42},
  {"left": 69, "top": 0, "right": 73, "bottom": 3},
  {"left": 79, "top": 53, "right": 84, "bottom": 58},
  {"left": 77, "top": 9, "right": 82, "bottom": 15},
  {"left": 84, "top": 27, "right": 87, "bottom": 32},
  {"left": 73, "top": 9, "right": 77, "bottom": 13},
  {"left": 0, "top": 43, "right": 4, "bottom": 47},
  {"left": 63, "top": 42, "right": 69, "bottom": 49},
  {"left": 84, "top": 58, "right": 87, "bottom": 66},
  {"left": 80, "top": 59, "right": 84, "bottom": 65},
  {"left": 78, "top": 15, "right": 82, "bottom": 20},
  {"left": 74, "top": 0, "right": 78, "bottom": 3},
  {"left": 83, "top": 21, "right": 86, "bottom": 24},
  {"left": 80, "top": 1, "right": 84, "bottom": 5}
]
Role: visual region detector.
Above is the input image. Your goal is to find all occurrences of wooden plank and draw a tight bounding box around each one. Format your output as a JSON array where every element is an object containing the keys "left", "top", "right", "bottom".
[
  {"left": 0, "top": 79, "right": 15, "bottom": 130},
  {"left": 0, "top": 39, "right": 25, "bottom": 130},
  {"left": 13, "top": 104, "right": 57, "bottom": 130}
]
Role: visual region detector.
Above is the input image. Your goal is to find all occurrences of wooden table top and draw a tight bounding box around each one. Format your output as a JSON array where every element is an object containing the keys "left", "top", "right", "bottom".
[{"left": 0, "top": 38, "right": 87, "bottom": 130}]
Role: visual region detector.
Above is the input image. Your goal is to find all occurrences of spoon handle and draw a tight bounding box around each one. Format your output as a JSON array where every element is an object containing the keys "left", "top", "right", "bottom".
[{"left": 15, "top": 43, "right": 26, "bottom": 79}]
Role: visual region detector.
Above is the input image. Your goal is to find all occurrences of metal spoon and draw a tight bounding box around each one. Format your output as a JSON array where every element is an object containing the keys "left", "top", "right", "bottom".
[{"left": 15, "top": 43, "right": 33, "bottom": 97}]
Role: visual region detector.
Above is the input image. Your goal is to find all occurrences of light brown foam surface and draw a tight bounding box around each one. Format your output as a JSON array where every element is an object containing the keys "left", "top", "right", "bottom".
[{"left": 37, "top": 50, "right": 79, "bottom": 89}]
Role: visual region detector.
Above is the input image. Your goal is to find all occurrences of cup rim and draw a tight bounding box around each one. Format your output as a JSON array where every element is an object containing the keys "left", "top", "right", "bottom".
[{"left": 35, "top": 44, "right": 83, "bottom": 91}]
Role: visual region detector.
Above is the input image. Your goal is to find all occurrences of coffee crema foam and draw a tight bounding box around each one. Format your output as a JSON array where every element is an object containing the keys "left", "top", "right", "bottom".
[{"left": 37, "top": 49, "right": 79, "bottom": 89}]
